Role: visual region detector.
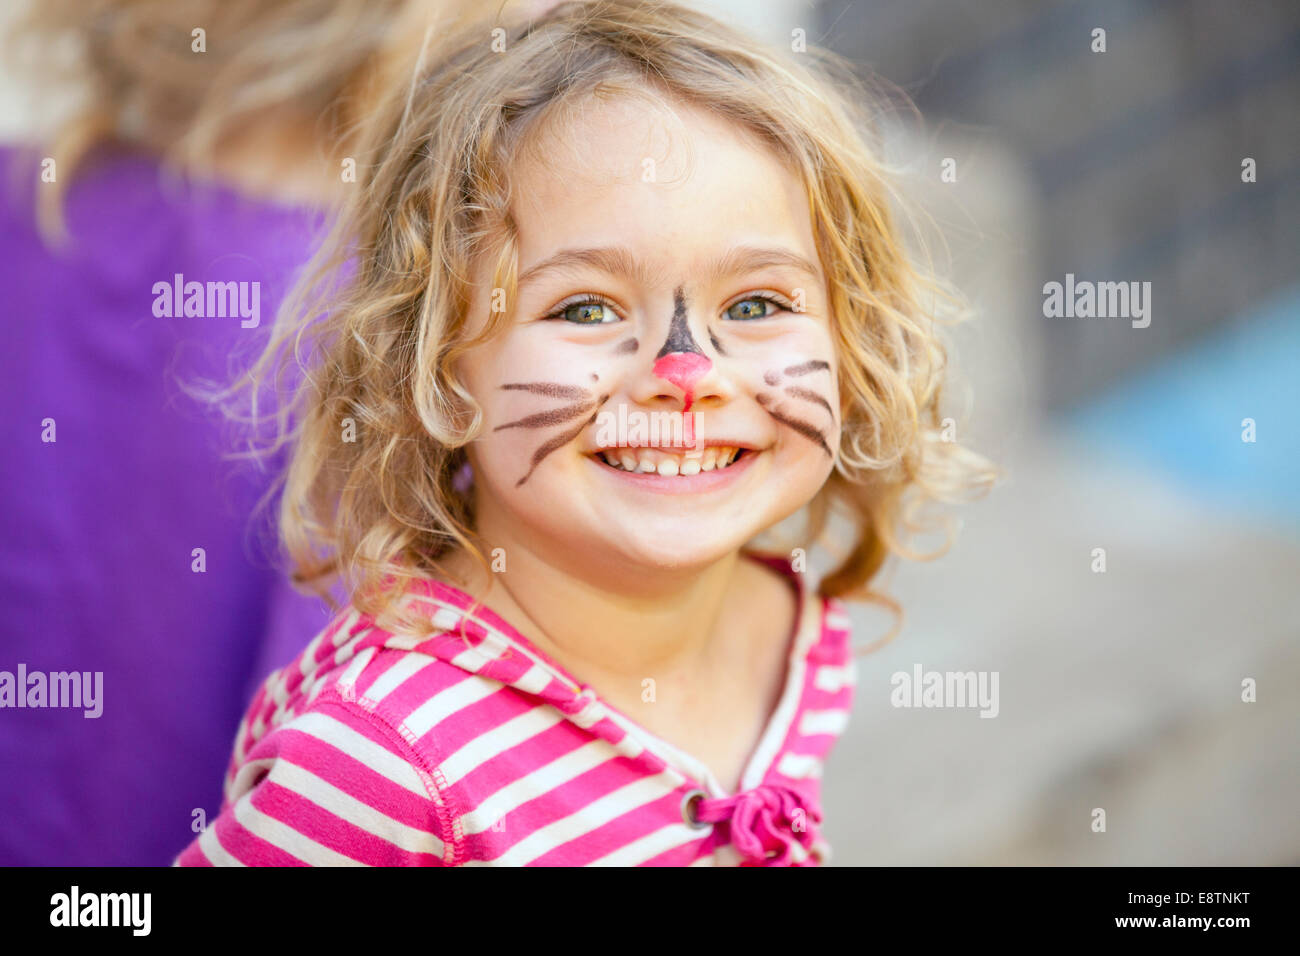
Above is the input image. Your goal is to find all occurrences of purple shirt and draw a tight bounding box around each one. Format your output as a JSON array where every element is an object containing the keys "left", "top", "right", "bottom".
[{"left": 0, "top": 145, "right": 332, "bottom": 865}]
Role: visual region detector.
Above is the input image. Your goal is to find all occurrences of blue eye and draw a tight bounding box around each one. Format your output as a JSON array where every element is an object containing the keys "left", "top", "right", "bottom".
[
  {"left": 545, "top": 295, "right": 621, "bottom": 324},
  {"left": 724, "top": 294, "right": 789, "bottom": 321}
]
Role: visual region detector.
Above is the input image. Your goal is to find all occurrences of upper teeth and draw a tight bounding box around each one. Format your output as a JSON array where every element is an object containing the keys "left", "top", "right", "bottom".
[{"left": 597, "top": 447, "right": 743, "bottom": 475}]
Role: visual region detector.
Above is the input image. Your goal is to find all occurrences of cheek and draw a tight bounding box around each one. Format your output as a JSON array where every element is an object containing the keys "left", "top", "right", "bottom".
[
  {"left": 462, "top": 335, "right": 610, "bottom": 489},
  {"left": 726, "top": 326, "right": 835, "bottom": 376}
]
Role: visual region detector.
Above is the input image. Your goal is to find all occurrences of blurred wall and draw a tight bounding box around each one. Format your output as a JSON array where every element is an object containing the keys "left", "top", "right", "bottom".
[{"left": 822, "top": 0, "right": 1300, "bottom": 408}]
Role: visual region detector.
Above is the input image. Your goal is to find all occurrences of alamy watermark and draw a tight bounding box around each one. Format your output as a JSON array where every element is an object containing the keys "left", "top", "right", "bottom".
[
  {"left": 1043, "top": 273, "right": 1151, "bottom": 328},
  {"left": 890, "top": 664, "right": 999, "bottom": 718},
  {"left": 152, "top": 273, "right": 261, "bottom": 328},
  {"left": 595, "top": 406, "right": 699, "bottom": 448},
  {"left": 50, "top": 886, "right": 150, "bottom": 935},
  {"left": 0, "top": 664, "right": 103, "bottom": 718}
]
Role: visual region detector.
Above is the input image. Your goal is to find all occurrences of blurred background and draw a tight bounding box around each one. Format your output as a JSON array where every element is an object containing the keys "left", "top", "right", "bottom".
[
  {"left": 1, "top": 0, "right": 1295, "bottom": 865},
  {"left": 800, "top": 0, "right": 1300, "bottom": 864}
]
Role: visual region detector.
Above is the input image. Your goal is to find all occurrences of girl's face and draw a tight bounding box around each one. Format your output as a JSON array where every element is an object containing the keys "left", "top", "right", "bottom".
[{"left": 457, "top": 96, "right": 839, "bottom": 580}]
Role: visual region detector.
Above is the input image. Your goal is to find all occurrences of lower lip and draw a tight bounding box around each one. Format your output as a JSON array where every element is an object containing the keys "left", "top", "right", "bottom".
[{"left": 589, "top": 449, "right": 759, "bottom": 494}]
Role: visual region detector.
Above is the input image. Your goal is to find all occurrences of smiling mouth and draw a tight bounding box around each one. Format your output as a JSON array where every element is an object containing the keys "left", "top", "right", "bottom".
[{"left": 593, "top": 446, "right": 749, "bottom": 477}]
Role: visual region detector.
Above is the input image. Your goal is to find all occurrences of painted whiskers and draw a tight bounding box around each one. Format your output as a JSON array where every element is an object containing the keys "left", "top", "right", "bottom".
[{"left": 495, "top": 285, "right": 835, "bottom": 485}]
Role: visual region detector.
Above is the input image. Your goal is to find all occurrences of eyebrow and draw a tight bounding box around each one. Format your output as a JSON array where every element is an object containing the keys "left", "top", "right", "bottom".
[{"left": 516, "top": 244, "right": 823, "bottom": 291}]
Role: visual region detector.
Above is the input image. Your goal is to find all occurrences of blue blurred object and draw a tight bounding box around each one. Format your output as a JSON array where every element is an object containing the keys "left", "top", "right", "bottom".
[{"left": 1064, "top": 285, "right": 1300, "bottom": 532}]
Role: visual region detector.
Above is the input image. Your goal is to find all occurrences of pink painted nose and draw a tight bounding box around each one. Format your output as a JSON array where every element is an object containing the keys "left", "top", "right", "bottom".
[{"left": 653, "top": 352, "right": 712, "bottom": 410}]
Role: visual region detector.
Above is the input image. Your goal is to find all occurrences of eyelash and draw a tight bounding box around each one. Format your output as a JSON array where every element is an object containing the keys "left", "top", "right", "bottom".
[
  {"left": 542, "top": 292, "right": 622, "bottom": 323},
  {"left": 541, "top": 291, "right": 794, "bottom": 323}
]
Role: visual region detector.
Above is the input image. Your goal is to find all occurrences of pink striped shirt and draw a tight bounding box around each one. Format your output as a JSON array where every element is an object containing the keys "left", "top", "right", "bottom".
[{"left": 175, "top": 552, "right": 856, "bottom": 866}]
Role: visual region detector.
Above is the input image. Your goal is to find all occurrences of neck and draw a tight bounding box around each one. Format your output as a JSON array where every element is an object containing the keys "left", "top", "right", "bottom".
[{"left": 442, "top": 519, "right": 747, "bottom": 688}]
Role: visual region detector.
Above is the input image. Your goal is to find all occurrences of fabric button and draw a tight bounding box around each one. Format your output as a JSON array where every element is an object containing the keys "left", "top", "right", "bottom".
[{"left": 680, "top": 788, "right": 710, "bottom": 829}]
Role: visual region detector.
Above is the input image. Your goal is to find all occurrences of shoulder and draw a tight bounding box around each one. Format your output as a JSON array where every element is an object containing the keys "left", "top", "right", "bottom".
[{"left": 183, "top": 667, "right": 464, "bottom": 867}]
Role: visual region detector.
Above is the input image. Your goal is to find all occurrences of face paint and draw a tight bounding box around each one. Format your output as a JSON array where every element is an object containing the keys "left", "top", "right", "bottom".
[
  {"left": 455, "top": 97, "right": 841, "bottom": 577},
  {"left": 651, "top": 285, "right": 712, "bottom": 412},
  {"left": 754, "top": 360, "right": 836, "bottom": 457},
  {"left": 784, "top": 359, "right": 830, "bottom": 377},
  {"left": 497, "top": 381, "right": 610, "bottom": 486}
]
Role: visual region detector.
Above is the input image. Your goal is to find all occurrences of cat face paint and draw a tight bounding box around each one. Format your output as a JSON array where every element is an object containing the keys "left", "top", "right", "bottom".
[
  {"left": 494, "top": 382, "right": 610, "bottom": 486},
  {"left": 756, "top": 360, "right": 835, "bottom": 456},
  {"left": 651, "top": 286, "right": 711, "bottom": 412},
  {"left": 453, "top": 94, "right": 840, "bottom": 580}
]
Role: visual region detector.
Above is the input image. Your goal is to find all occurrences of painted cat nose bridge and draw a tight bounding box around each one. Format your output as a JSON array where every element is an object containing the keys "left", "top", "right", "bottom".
[{"left": 651, "top": 285, "right": 713, "bottom": 411}]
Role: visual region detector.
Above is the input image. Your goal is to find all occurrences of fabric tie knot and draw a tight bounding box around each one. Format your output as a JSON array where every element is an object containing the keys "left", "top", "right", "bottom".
[{"left": 693, "top": 783, "right": 821, "bottom": 865}]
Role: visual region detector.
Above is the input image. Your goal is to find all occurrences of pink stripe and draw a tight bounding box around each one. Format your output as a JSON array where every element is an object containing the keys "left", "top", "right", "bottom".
[
  {"left": 444, "top": 720, "right": 599, "bottom": 811},
  {"left": 175, "top": 841, "right": 213, "bottom": 866},
  {"left": 350, "top": 647, "right": 410, "bottom": 698},
  {"left": 264, "top": 730, "right": 435, "bottom": 832},
  {"left": 364, "top": 653, "right": 468, "bottom": 716},
  {"left": 527, "top": 789, "right": 686, "bottom": 866},
  {"left": 641, "top": 831, "right": 725, "bottom": 866},
  {"left": 249, "top": 781, "right": 439, "bottom": 866},
  {"left": 462, "top": 754, "right": 659, "bottom": 862},
  {"left": 213, "top": 806, "right": 308, "bottom": 866},
  {"left": 413, "top": 682, "right": 542, "bottom": 755}
]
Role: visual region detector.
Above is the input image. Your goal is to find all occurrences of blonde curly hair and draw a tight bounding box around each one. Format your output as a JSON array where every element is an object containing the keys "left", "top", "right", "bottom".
[{"left": 229, "top": 0, "right": 997, "bottom": 650}]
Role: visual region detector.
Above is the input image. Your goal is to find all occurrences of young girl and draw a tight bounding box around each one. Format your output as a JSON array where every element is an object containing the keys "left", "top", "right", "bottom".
[{"left": 176, "top": 0, "right": 993, "bottom": 867}]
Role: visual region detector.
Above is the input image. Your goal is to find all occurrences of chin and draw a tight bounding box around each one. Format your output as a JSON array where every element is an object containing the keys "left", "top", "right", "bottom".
[{"left": 600, "top": 521, "right": 756, "bottom": 571}]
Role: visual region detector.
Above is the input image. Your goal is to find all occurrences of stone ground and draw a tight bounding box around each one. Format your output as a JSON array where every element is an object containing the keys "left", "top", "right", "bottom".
[{"left": 818, "top": 433, "right": 1300, "bottom": 865}]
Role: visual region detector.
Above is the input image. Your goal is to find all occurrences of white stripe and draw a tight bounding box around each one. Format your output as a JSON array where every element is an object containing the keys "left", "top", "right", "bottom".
[
  {"left": 232, "top": 716, "right": 252, "bottom": 765},
  {"left": 331, "top": 610, "right": 363, "bottom": 646},
  {"left": 813, "top": 664, "right": 855, "bottom": 693},
  {"left": 568, "top": 694, "right": 607, "bottom": 731},
  {"left": 588, "top": 821, "right": 705, "bottom": 866},
  {"left": 287, "top": 711, "right": 429, "bottom": 798},
  {"left": 450, "top": 639, "right": 512, "bottom": 675},
  {"left": 438, "top": 705, "right": 564, "bottom": 785},
  {"left": 797, "top": 708, "right": 849, "bottom": 736},
  {"left": 197, "top": 820, "right": 245, "bottom": 867},
  {"left": 457, "top": 738, "right": 631, "bottom": 835},
  {"left": 409, "top": 595, "right": 582, "bottom": 694},
  {"left": 469, "top": 772, "right": 679, "bottom": 865},
  {"left": 738, "top": 587, "right": 822, "bottom": 792},
  {"left": 270, "top": 673, "right": 290, "bottom": 708},
  {"left": 232, "top": 796, "right": 365, "bottom": 866},
  {"left": 269, "top": 759, "right": 444, "bottom": 858},
  {"left": 306, "top": 671, "right": 332, "bottom": 705},
  {"left": 775, "top": 752, "right": 823, "bottom": 779},
  {"left": 361, "top": 653, "right": 436, "bottom": 705},
  {"left": 600, "top": 708, "right": 702, "bottom": 778},
  {"left": 403, "top": 674, "right": 501, "bottom": 738},
  {"left": 825, "top": 611, "right": 852, "bottom": 631},
  {"left": 330, "top": 645, "right": 376, "bottom": 697},
  {"left": 228, "top": 757, "right": 275, "bottom": 803},
  {"left": 380, "top": 632, "right": 436, "bottom": 652},
  {"left": 513, "top": 663, "right": 555, "bottom": 696},
  {"left": 296, "top": 618, "right": 335, "bottom": 676}
]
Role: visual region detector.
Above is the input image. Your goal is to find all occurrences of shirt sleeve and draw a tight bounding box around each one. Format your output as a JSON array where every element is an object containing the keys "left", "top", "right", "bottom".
[{"left": 174, "top": 697, "right": 454, "bottom": 866}]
